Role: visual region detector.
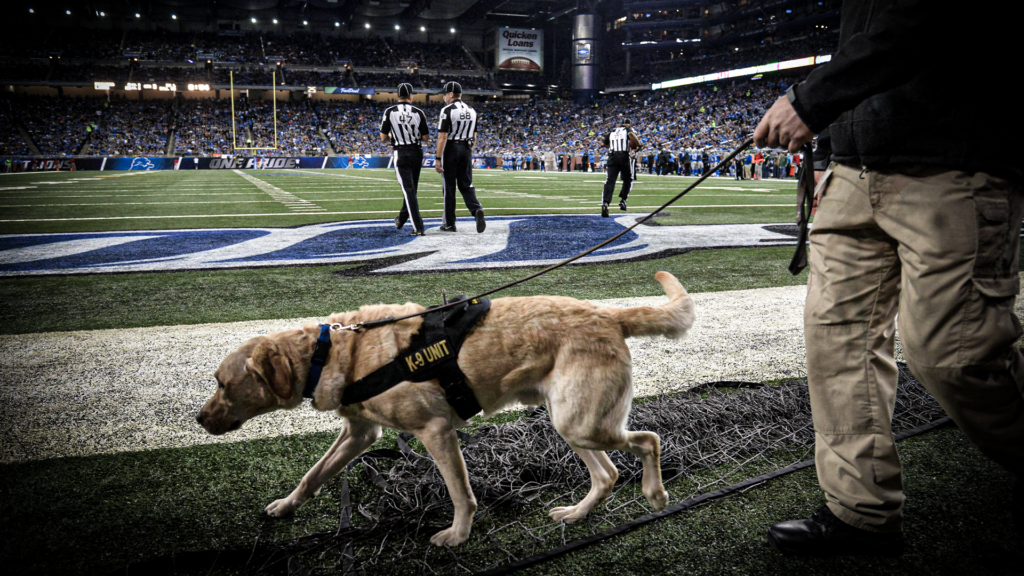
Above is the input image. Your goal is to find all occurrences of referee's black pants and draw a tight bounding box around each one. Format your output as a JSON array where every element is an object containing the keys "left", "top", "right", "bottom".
[
  {"left": 393, "top": 147, "right": 424, "bottom": 233},
  {"left": 603, "top": 152, "right": 634, "bottom": 205},
  {"left": 441, "top": 141, "right": 483, "bottom": 227}
]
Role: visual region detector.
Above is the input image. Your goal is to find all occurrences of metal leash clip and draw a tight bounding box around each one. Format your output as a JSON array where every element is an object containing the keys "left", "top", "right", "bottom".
[{"left": 329, "top": 322, "right": 364, "bottom": 332}]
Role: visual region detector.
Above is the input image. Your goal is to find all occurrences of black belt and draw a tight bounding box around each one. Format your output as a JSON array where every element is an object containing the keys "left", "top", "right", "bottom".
[{"left": 394, "top": 145, "right": 422, "bottom": 151}]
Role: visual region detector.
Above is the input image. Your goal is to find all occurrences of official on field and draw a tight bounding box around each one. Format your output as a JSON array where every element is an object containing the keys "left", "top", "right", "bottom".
[
  {"left": 600, "top": 118, "right": 641, "bottom": 217},
  {"left": 434, "top": 81, "right": 486, "bottom": 233},
  {"left": 380, "top": 83, "right": 429, "bottom": 235}
]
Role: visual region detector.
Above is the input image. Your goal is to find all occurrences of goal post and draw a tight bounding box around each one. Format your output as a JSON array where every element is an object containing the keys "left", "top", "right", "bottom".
[{"left": 230, "top": 70, "right": 279, "bottom": 151}]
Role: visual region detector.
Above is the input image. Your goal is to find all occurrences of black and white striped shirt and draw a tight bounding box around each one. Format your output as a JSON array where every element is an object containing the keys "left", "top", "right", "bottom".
[
  {"left": 438, "top": 100, "right": 477, "bottom": 142},
  {"left": 604, "top": 126, "right": 634, "bottom": 152},
  {"left": 380, "top": 103, "right": 429, "bottom": 147}
]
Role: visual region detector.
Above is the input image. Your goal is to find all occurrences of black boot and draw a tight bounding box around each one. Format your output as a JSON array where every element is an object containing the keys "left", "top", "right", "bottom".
[
  {"left": 767, "top": 505, "right": 905, "bottom": 556},
  {"left": 475, "top": 209, "right": 486, "bottom": 233},
  {"left": 601, "top": 203, "right": 609, "bottom": 218}
]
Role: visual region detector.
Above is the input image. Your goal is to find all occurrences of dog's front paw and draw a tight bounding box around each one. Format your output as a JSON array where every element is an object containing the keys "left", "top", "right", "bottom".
[
  {"left": 548, "top": 505, "right": 588, "bottom": 524},
  {"left": 265, "top": 497, "right": 301, "bottom": 517},
  {"left": 429, "top": 526, "right": 470, "bottom": 547},
  {"left": 646, "top": 488, "right": 669, "bottom": 512}
]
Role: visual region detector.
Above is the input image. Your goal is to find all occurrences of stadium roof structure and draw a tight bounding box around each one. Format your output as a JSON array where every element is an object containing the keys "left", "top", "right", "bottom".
[{"left": 23, "top": 0, "right": 589, "bottom": 26}]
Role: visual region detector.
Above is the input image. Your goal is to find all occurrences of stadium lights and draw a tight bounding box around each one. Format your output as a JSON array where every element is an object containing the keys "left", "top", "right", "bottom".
[
  {"left": 420, "top": 26, "right": 426, "bottom": 32},
  {"left": 365, "top": 23, "right": 370, "bottom": 29},
  {"left": 450, "top": 27, "right": 456, "bottom": 33},
  {"left": 251, "top": 18, "right": 257, "bottom": 23},
  {"left": 65, "top": 9, "right": 70, "bottom": 15},
  {"left": 29, "top": 8, "right": 34, "bottom": 13},
  {"left": 273, "top": 19, "right": 278, "bottom": 24},
  {"left": 303, "top": 20, "right": 308, "bottom": 25},
  {"left": 172, "top": 15, "right": 177, "bottom": 20},
  {"left": 100, "top": 11, "right": 105, "bottom": 16},
  {"left": 335, "top": 22, "right": 340, "bottom": 27},
  {"left": 135, "top": 13, "right": 141, "bottom": 18},
  {"left": 395, "top": 24, "right": 400, "bottom": 30}
]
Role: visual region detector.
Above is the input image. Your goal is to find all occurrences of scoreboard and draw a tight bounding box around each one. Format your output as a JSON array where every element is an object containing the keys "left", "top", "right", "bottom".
[{"left": 93, "top": 82, "right": 211, "bottom": 91}]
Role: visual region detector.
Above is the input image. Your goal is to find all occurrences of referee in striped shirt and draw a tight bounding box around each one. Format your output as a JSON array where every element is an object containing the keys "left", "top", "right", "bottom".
[
  {"left": 434, "top": 81, "right": 485, "bottom": 233},
  {"left": 600, "top": 118, "right": 641, "bottom": 217},
  {"left": 380, "top": 83, "right": 429, "bottom": 235}
]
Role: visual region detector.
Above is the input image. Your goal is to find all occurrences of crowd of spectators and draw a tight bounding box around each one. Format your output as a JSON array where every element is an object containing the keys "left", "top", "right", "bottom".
[
  {"left": 48, "top": 64, "right": 133, "bottom": 83},
  {"left": 15, "top": 96, "right": 100, "bottom": 156},
  {"left": 494, "top": 71, "right": 548, "bottom": 86},
  {"left": 0, "top": 104, "right": 31, "bottom": 156},
  {"left": 173, "top": 99, "right": 234, "bottom": 156},
  {"left": 387, "top": 40, "right": 476, "bottom": 70},
  {"left": 282, "top": 68, "right": 355, "bottom": 88},
  {"left": 3, "top": 72, "right": 799, "bottom": 161},
  {"left": 89, "top": 99, "right": 171, "bottom": 156},
  {"left": 134, "top": 66, "right": 210, "bottom": 84},
  {"left": 0, "top": 63, "right": 51, "bottom": 82},
  {"left": 244, "top": 100, "right": 331, "bottom": 156}
]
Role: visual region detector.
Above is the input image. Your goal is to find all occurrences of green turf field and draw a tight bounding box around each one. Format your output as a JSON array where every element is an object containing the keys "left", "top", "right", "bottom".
[
  {"left": 0, "top": 168, "right": 797, "bottom": 233},
  {"left": 0, "top": 168, "right": 1019, "bottom": 575}
]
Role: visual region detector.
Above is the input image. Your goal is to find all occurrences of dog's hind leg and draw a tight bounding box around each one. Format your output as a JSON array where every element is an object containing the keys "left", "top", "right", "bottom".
[
  {"left": 549, "top": 447, "right": 619, "bottom": 523},
  {"left": 266, "top": 417, "right": 381, "bottom": 518},
  {"left": 416, "top": 420, "right": 477, "bottom": 546},
  {"left": 547, "top": 354, "right": 669, "bottom": 516}
]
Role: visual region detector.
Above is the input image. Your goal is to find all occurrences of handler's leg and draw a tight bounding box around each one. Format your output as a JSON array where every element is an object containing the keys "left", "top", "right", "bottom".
[
  {"left": 768, "top": 163, "right": 906, "bottom": 556},
  {"left": 884, "top": 168, "right": 1024, "bottom": 479}
]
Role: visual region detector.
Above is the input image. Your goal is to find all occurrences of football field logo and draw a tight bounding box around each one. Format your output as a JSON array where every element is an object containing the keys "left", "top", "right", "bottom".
[{"left": 0, "top": 215, "right": 799, "bottom": 277}]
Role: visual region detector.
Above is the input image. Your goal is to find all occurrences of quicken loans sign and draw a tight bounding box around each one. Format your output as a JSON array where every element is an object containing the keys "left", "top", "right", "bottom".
[{"left": 495, "top": 28, "right": 544, "bottom": 72}]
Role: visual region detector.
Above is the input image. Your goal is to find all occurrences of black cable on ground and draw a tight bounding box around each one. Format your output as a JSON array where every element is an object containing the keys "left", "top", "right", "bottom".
[{"left": 474, "top": 416, "right": 954, "bottom": 576}]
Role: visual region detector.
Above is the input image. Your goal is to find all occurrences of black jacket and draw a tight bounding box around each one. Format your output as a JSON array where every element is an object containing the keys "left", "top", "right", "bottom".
[{"left": 791, "top": 0, "right": 1018, "bottom": 182}]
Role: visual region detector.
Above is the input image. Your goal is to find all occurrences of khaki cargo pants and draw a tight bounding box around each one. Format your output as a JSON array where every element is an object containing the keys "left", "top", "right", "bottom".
[{"left": 806, "top": 162, "right": 1024, "bottom": 532}]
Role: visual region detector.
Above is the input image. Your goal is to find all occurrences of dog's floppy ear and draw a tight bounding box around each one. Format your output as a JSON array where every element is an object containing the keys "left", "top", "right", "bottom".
[{"left": 246, "top": 339, "right": 294, "bottom": 399}]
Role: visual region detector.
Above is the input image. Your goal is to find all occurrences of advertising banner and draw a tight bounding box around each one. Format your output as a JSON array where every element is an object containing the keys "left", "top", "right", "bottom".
[
  {"left": 0, "top": 155, "right": 496, "bottom": 171},
  {"left": 324, "top": 87, "right": 375, "bottom": 95},
  {"left": 103, "top": 157, "right": 177, "bottom": 171},
  {"left": 495, "top": 28, "right": 544, "bottom": 71}
]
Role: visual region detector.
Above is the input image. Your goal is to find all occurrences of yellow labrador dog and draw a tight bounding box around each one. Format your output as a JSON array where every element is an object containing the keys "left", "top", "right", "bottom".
[{"left": 198, "top": 271, "right": 694, "bottom": 546}]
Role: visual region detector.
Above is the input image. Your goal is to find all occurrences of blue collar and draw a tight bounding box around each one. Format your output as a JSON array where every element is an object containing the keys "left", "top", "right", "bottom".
[{"left": 304, "top": 325, "right": 332, "bottom": 399}]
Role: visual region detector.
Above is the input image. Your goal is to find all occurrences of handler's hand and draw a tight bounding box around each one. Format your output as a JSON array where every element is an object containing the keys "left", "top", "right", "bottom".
[
  {"left": 754, "top": 96, "right": 815, "bottom": 153},
  {"left": 435, "top": 166, "right": 444, "bottom": 174}
]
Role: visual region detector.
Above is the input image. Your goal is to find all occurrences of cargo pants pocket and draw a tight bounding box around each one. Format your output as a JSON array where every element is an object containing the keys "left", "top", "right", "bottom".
[{"left": 971, "top": 184, "right": 1022, "bottom": 298}]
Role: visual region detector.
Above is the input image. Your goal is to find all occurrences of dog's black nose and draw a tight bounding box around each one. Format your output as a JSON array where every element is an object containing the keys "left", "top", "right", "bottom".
[{"left": 196, "top": 413, "right": 205, "bottom": 425}]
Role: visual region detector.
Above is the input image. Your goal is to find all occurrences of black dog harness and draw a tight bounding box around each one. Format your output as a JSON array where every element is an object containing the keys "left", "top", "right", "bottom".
[{"left": 303, "top": 296, "right": 490, "bottom": 421}]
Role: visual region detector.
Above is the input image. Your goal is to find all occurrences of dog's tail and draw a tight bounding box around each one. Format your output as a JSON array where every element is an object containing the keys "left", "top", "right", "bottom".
[{"left": 612, "top": 271, "right": 695, "bottom": 339}]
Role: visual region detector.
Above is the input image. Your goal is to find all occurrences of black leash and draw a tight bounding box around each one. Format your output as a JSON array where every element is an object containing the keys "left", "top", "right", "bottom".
[{"left": 331, "top": 136, "right": 758, "bottom": 334}]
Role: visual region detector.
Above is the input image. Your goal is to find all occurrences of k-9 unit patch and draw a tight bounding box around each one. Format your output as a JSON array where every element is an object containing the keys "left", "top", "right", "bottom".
[{"left": 402, "top": 339, "right": 454, "bottom": 374}]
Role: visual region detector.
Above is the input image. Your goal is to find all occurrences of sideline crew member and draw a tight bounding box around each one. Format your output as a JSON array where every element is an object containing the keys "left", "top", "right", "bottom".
[
  {"left": 600, "top": 118, "right": 640, "bottom": 217},
  {"left": 380, "top": 83, "right": 429, "bottom": 235},
  {"left": 435, "top": 81, "right": 485, "bottom": 233}
]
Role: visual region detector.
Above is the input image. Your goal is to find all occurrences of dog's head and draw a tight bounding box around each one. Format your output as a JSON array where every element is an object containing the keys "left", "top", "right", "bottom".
[{"left": 197, "top": 333, "right": 302, "bottom": 435}]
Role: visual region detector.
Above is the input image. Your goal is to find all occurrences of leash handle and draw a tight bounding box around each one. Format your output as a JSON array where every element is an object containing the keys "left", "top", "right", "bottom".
[{"left": 353, "top": 137, "right": 756, "bottom": 331}]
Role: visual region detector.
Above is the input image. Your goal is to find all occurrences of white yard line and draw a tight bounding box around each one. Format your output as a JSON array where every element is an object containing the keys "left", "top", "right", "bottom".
[
  {"left": 233, "top": 170, "right": 326, "bottom": 213},
  {"left": 0, "top": 205, "right": 796, "bottom": 223}
]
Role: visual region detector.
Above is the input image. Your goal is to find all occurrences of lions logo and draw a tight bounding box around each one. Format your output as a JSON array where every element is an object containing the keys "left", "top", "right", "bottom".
[
  {"left": 0, "top": 216, "right": 801, "bottom": 277},
  {"left": 129, "top": 158, "right": 156, "bottom": 171}
]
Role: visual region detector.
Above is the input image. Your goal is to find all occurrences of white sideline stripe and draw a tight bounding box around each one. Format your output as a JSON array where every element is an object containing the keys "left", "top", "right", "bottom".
[
  {"left": 0, "top": 205, "right": 794, "bottom": 222},
  {"left": 233, "top": 170, "right": 326, "bottom": 213},
  {"left": 0, "top": 285, "right": 825, "bottom": 463}
]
